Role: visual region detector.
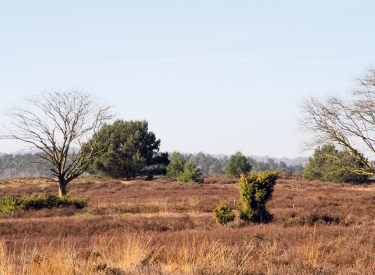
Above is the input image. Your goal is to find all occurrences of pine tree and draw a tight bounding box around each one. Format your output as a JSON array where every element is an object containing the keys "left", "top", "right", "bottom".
[
  {"left": 166, "top": 152, "right": 185, "bottom": 178},
  {"left": 225, "top": 151, "right": 252, "bottom": 178},
  {"left": 177, "top": 159, "right": 204, "bottom": 184}
]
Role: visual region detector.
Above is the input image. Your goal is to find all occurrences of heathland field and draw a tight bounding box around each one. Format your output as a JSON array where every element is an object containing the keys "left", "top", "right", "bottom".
[{"left": 1, "top": 175, "right": 375, "bottom": 274}]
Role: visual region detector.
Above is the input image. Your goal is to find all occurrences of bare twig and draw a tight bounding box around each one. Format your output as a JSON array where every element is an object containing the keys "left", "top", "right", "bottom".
[
  {"left": 0, "top": 89, "right": 114, "bottom": 196},
  {"left": 299, "top": 67, "right": 375, "bottom": 176}
]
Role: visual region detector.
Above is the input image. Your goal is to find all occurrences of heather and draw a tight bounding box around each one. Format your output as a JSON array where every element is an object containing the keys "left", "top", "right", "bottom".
[{"left": 0, "top": 175, "right": 374, "bottom": 274}]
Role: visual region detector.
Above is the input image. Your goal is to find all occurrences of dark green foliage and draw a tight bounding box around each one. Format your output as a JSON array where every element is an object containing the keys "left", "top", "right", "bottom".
[
  {"left": 88, "top": 120, "right": 169, "bottom": 179},
  {"left": 238, "top": 171, "right": 278, "bottom": 223},
  {"left": 21, "top": 190, "right": 89, "bottom": 210},
  {"left": 0, "top": 190, "right": 89, "bottom": 214},
  {"left": 213, "top": 202, "right": 235, "bottom": 225},
  {"left": 225, "top": 151, "right": 252, "bottom": 178},
  {"left": 303, "top": 144, "right": 368, "bottom": 183},
  {"left": 177, "top": 160, "right": 204, "bottom": 184}
]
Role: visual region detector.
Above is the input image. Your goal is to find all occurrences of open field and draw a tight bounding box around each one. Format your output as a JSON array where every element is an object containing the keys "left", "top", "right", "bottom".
[{"left": 1, "top": 175, "right": 375, "bottom": 274}]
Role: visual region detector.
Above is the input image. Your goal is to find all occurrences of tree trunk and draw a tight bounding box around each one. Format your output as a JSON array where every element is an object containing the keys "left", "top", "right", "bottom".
[{"left": 58, "top": 182, "right": 67, "bottom": 197}]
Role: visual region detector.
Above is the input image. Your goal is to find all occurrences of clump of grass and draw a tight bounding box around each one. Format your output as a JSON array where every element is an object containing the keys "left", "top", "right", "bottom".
[{"left": 0, "top": 189, "right": 89, "bottom": 214}]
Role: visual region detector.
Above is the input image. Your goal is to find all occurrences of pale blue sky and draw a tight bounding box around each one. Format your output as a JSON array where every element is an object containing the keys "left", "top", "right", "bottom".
[{"left": 0, "top": 1, "right": 374, "bottom": 158}]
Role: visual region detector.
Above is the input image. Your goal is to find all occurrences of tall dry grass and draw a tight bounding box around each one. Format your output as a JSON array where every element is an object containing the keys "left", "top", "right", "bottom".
[{"left": 2, "top": 224, "right": 375, "bottom": 274}]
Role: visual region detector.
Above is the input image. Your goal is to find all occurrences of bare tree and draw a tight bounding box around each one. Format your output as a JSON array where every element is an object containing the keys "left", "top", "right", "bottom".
[
  {"left": 1, "top": 89, "right": 113, "bottom": 196},
  {"left": 299, "top": 67, "right": 375, "bottom": 176}
]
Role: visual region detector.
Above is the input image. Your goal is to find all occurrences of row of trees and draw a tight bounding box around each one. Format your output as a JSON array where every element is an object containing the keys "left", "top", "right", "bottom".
[
  {"left": 0, "top": 154, "right": 51, "bottom": 178},
  {"left": 178, "top": 152, "right": 228, "bottom": 176},
  {"left": 3, "top": 65, "right": 375, "bottom": 196},
  {"left": 167, "top": 150, "right": 301, "bottom": 183},
  {"left": 0, "top": 149, "right": 304, "bottom": 181},
  {"left": 0, "top": 129, "right": 356, "bottom": 187},
  {"left": 177, "top": 152, "right": 304, "bottom": 176},
  {"left": 248, "top": 157, "right": 304, "bottom": 174}
]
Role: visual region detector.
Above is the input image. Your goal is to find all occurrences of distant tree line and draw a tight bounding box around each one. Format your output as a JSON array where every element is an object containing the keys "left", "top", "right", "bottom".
[
  {"left": 4, "top": 70, "right": 375, "bottom": 192},
  {"left": 247, "top": 157, "right": 304, "bottom": 174},
  {"left": 0, "top": 153, "right": 52, "bottom": 178},
  {"left": 178, "top": 152, "right": 228, "bottom": 176},
  {"left": 0, "top": 150, "right": 304, "bottom": 180},
  {"left": 178, "top": 152, "right": 304, "bottom": 176}
]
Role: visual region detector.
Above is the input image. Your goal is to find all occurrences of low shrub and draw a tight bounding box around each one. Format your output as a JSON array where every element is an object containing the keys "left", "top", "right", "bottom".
[
  {"left": 213, "top": 202, "right": 235, "bottom": 225},
  {"left": 321, "top": 214, "right": 340, "bottom": 225},
  {"left": 0, "top": 190, "right": 89, "bottom": 214},
  {"left": 283, "top": 213, "right": 340, "bottom": 227},
  {"left": 0, "top": 195, "right": 18, "bottom": 214}
]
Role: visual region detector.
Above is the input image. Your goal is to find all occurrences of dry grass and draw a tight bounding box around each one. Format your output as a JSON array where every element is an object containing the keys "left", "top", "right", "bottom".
[{"left": 1, "top": 176, "right": 375, "bottom": 274}]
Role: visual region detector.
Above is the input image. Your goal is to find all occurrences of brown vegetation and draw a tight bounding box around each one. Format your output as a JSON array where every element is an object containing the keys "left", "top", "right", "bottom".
[{"left": 1, "top": 176, "right": 375, "bottom": 274}]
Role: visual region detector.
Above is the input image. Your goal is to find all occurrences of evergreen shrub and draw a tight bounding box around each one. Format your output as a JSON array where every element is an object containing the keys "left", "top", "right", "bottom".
[
  {"left": 238, "top": 171, "right": 278, "bottom": 223},
  {"left": 213, "top": 202, "right": 235, "bottom": 225},
  {"left": 0, "top": 190, "right": 89, "bottom": 214}
]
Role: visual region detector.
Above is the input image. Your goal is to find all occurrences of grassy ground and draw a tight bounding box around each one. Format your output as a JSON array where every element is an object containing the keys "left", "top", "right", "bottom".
[{"left": 1, "top": 174, "right": 375, "bottom": 274}]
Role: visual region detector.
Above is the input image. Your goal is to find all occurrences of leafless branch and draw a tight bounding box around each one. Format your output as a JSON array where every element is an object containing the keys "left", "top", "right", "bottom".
[
  {"left": 299, "top": 67, "right": 375, "bottom": 175},
  {"left": 0, "top": 89, "right": 114, "bottom": 196}
]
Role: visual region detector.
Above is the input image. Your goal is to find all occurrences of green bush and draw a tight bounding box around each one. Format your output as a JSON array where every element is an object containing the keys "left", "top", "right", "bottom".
[
  {"left": 238, "top": 171, "right": 278, "bottom": 223},
  {"left": 0, "top": 196, "right": 19, "bottom": 214},
  {"left": 21, "top": 190, "right": 89, "bottom": 210},
  {"left": 213, "top": 202, "right": 235, "bottom": 225},
  {"left": 0, "top": 190, "right": 89, "bottom": 214}
]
